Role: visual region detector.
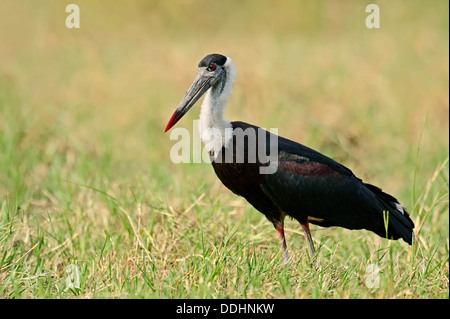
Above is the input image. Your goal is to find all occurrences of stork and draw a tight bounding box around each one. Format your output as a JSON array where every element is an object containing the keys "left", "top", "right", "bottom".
[{"left": 164, "top": 53, "right": 414, "bottom": 262}]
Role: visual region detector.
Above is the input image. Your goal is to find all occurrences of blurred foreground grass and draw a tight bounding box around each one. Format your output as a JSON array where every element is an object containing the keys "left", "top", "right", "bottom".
[{"left": 0, "top": 1, "right": 448, "bottom": 298}]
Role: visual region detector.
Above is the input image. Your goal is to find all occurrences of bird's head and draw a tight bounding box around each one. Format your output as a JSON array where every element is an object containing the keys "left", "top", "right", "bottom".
[{"left": 164, "top": 53, "right": 231, "bottom": 133}]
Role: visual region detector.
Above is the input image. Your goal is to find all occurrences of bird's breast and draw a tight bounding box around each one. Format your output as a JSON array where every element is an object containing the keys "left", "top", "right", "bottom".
[{"left": 211, "top": 138, "right": 273, "bottom": 195}]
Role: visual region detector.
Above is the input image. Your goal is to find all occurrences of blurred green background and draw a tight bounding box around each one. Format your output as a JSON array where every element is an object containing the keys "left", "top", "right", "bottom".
[
  {"left": 1, "top": 1, "right": 448, "bottom": 191},
  {"left": 0, "top": 1, "right": 448, "bottom": 298}
]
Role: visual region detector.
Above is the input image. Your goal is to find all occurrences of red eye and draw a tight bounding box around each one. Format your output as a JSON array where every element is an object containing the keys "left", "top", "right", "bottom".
[{"left": 209, "top": 64, "right": 216, "bottom": 71}]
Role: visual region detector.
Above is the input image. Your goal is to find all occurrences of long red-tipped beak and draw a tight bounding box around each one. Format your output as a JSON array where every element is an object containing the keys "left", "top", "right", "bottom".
[
  {"left": 164, "top": 110, "right": 182, "bottom": 133},
  {"left": 163, "top": 72, "right": 213, "bottom": 133}
]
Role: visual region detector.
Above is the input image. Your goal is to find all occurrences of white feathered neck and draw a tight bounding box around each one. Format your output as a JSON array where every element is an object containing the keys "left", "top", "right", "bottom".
[{"left": 199, "top": 57, "right": 235, "bottom": 154}]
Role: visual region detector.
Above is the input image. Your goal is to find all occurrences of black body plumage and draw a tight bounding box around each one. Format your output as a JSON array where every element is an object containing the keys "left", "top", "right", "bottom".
[{"left": 212, "top": 121, "right": 414, "bottom": 244}]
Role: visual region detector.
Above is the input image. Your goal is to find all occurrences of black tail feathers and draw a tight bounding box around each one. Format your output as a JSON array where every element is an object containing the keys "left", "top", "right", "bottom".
[{"left": 364, "top": 183, "right": 415, "bottom": 244}]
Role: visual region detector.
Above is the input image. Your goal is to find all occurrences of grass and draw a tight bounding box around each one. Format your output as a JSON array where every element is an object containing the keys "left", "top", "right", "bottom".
[{"left": 0, "top": 1, "right": 448, "bottom": 298}]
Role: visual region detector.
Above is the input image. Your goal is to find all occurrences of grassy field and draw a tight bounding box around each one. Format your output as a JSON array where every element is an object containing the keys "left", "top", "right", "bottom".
[{"left": 0, "top": 1, "right": 448, "bottom": 299}]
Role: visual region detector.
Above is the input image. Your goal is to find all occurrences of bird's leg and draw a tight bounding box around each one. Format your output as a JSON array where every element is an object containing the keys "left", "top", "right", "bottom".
[
  {"left": 275, "top": 224, "right": 289, "bottom": 264},
  {"left": 300, "top": 222, "right": 316, "bottom": 260}
]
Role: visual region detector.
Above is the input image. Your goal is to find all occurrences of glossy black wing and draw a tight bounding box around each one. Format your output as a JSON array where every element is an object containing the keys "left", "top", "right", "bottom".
[{"left": 260, "top": 139, "right": 414, "bottom": 243}]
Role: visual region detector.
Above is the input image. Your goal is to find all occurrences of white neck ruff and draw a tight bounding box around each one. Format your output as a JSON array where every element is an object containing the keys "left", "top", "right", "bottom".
[{"left": 199, "top": 57, "right": 235, "bottom": 155}]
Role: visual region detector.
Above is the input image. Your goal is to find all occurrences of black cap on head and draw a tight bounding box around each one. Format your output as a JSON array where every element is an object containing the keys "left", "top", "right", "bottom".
[{"left": 198, "top": 54, "right": 227, "bottom": 68}]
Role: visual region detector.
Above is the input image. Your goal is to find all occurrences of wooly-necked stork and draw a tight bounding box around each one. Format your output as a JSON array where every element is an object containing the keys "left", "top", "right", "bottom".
[{"left": 164, "top": 53, "right": 414, "bottom": 262}]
